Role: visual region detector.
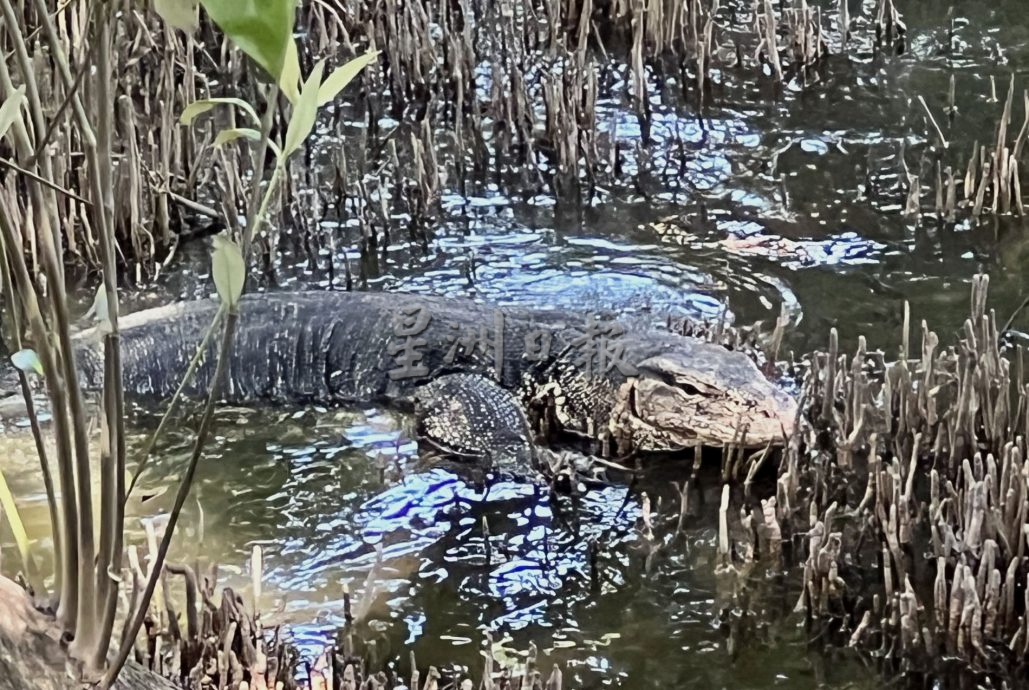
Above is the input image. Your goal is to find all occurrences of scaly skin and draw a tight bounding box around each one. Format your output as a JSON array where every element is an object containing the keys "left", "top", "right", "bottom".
[{"left": 69, "top": 291, "right": 796, "bottom": 458}]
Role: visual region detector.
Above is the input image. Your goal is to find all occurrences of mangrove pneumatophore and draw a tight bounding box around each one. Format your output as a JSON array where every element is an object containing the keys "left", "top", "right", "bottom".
[{"left": 772, "top": 273, "right": 1029, "bottom": 681}]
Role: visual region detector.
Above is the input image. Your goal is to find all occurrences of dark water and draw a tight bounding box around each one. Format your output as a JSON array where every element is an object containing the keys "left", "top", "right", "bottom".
[
  {"left": 115, "top": 407, "right": 870, "bottom": 689},
  {"left": 5, "top": 0, "right": 1029, "bottom": 687}
]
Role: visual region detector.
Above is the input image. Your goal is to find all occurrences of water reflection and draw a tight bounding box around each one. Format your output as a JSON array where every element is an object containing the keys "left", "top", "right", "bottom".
[{"left": 2, "top": 402, "right": 871, "bottom": 687}]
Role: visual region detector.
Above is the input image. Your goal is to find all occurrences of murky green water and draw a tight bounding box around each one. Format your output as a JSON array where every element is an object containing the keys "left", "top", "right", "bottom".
[{"left": 5, "top": 0, "right": 1029, "bottom": 687}]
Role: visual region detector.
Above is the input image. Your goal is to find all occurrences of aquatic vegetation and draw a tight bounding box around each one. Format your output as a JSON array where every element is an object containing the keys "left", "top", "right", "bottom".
[
  {"left": 767, "top": 274, "right": 1029, "bottom": 682},
  {"left": 0, "top": 0, "right": 926, "bottom": 279},
  {"left": 121, "top": 548, "right": 304, "bottom": 689},
  {"left": 909, "top": 74, "right": 1029, "bottom": 228}
]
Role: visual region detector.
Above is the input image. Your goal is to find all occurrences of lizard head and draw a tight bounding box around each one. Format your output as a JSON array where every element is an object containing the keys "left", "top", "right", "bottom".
[{"left": 612, "top": 348, "right": 796, "bottom": 451}]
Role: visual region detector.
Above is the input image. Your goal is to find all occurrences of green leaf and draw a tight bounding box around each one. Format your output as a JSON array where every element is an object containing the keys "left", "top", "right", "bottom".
[
  {"left": 11, "top": 349, "right": 42, "bottom": 376},
  {"left": 279, "top": 39, "right": 301, "bottom": 104},
  {"left": 154, "top": 0, "right": 198, "bottom": 31},
  {"left": 281, "top": 59, "right": 325, "bottom": 160},
  {"left": 200, "top": 0, "right": 297, "bottom": 83},
  {"left": 317, "top": 51, "right": 379, "bottom": 107},
  {"left": 0, "top": 466, "right": 31, "bottom": 574},
  {"left": 211, "top": 234, "right": 246, "bottom": 308},
  {"left": 179, "top": 97, "right": 260, "bottom": 127},
  {"left": 0, "top": 87, "right": 26, "bottom": 141},
  {"left": 213, "top": 127, "right": 262, "bottom": 147}
]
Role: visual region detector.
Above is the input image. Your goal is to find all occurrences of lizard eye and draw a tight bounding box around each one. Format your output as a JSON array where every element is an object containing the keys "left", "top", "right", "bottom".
[{"left": 680, "top": 383, "right": 703, "bottom": 397}]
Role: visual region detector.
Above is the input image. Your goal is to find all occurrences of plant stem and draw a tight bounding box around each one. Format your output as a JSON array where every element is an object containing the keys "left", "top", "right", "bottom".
[
  {"left": 124, "top": 89, "right": 280, "bottom": 499},
  {"left": 103, "top": 87, "right": 280, "bottom": 689},
  {"left": 101, "top": 310, "right": 238, "bottom": 689},
  {"left": 0, "top": 201, "right": 79, "bottom": 630},
  {"left": 124, "top": 305, "right": 225, "bottom": 502},
  {"left": 14, "top": 0, "right": 130, "bottom": 656},
  {"left": 0, "top": 159, "right": 93, "bottom": 206},
  {"left": 0, "top": 43, "right": 82, "bottom": 631},
  {"left": 0, "top": 0, "right": 97, "bottom": 637},
  {"left": 243, "top": 98, "right": 281, "bottom": 256},
  {"left": 0, "top": 239, "right": 61, "bottom": 600},
  {"left": 90, "top": 3, "right": 127, "bottom": 671}
]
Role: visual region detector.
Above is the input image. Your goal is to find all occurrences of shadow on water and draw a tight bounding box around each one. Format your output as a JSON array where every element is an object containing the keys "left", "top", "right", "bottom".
[{"left": 5, "top": 0, "right": 1029, "bottom": 687}]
